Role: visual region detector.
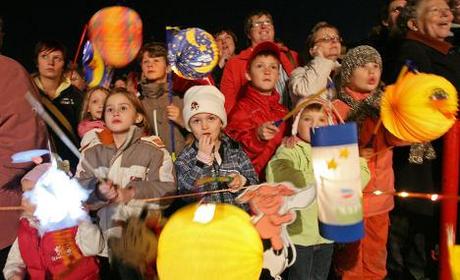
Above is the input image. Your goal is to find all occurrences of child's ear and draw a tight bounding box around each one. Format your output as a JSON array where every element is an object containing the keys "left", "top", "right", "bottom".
[
  {"left": 245, "top": 71, "right": 252, "bottom": 81},
  {"left": 135, "top": 113, "right": 144, "bottom": 124}
]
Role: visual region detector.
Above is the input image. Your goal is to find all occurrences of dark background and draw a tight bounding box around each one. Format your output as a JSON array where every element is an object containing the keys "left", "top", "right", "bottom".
[{"left": 0, "top": 0, "right": 385, "bottom": 72}]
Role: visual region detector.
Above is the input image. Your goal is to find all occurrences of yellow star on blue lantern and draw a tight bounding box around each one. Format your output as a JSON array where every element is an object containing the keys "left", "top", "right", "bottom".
[
  {"left": 339, "top": 148, "right": 349, "bottom": 159},
  {"left": 327, "top": 158, "right": 338, "bottom": 170}
]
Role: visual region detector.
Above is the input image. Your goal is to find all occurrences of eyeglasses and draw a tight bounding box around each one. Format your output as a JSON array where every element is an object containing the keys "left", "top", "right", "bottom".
[
  {"left": 314, "top": 35, "right": 342, "bottom": 44},
  {"left": 251, "top": 19, "right": 273, "bottom": 28},
  {"left": 427, "top": 6, "right": 454, "bottom": 16}
]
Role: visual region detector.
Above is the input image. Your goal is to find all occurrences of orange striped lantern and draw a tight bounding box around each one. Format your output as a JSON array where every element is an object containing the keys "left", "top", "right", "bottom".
[{"left": 88, "top": 6, "right": 143, "bottom": 68}]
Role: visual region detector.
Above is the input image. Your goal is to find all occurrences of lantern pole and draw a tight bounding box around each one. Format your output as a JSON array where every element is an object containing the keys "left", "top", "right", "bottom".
[
  {"left": 439, "top": 120, "right": 459, "bottom": 280},
  {"left": 166, "top": 26, "right": 177, "bottom": 161}
]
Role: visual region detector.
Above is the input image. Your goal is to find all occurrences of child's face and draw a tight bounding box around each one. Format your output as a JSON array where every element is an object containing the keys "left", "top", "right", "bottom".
[
  {"left": 348, "top": 62, "right": 381, "bottom": 93},
  {"left": 87, "top": 89, "right": 108, "bottom": 120},
  {"left": 297, "top": 109, "right": 328, "bottom": 142},
  {"left": 246, "top": 55, "right": 280, "bottom": 95},
  {"left": 141, "top": 53, "right": 168, "bottom": 82},
  {"left": 104, "top": 94, "right": 141, "bottom": 134},
  {"left": 189, "top": 113, "right": 223, "bottom": 143}
]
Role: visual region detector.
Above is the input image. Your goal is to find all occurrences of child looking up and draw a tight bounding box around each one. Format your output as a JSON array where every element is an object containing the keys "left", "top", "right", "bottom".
[
  {"left": 175, "top": 85, "right": 258, "bottom": 209},
  {"left": 226, "top": 41, "right": 288, "bottom": 178},
  {"left": 266, "top": 97, "right": 370, "bottom": 280},
  {"left": 78, "top": 86, "right": 109, "bottom": 138},
  {"left": 76, "top": 88, "right": 176, "bottom": 260},
  {"left": 332, "top": 45, "right": 404, "bottom": 279}
]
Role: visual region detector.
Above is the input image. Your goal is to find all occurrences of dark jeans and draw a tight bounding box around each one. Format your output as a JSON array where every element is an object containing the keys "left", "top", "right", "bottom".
[{"left": 288, "top": 243, "right": 334, "bottom": 280}]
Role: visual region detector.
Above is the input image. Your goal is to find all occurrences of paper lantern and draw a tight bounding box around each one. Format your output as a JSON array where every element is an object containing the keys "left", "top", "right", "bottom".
[
  {"left": 167, "top": 28, "right": 219, "bottom": 80},
  {"left": 157, "top": 203, "right": 263, "bottom": 280},
  {"left": 88, "top": 6, "right": 143, "bottom": 68},
  {"left": 311, "top": 122, "right": 364, "bottom": 243},
  {"left": 82, "top": 41, "right": 113, "bottom": 88},
  {"left": 381, "top": 71, "right": 458, "bottom": 143}
]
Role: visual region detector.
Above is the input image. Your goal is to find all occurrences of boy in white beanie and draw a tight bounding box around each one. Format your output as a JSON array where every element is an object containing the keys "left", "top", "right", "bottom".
[
  {"left": 174, "top": 85, "right": 258, "bottom": 209},
  {"left": 266, "top": 97, "right": 370, "bottom": 280}
]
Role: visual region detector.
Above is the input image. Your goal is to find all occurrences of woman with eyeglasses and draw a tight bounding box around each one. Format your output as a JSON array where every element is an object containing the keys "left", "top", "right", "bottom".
[
  {"left": 386, "top": 0, "right": 460, "bottom": 278},
  {"left": 289, "top": 22, "right": 342, "bottom": 105},
  {"left": 220, "top": 10, "right": 299, "bottom": 113}
]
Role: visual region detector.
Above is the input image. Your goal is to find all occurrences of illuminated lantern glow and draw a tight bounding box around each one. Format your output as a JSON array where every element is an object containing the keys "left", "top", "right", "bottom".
[
  {"left": 167, "top": 28, "right": 219, "bottom": 80},
  {"left": 311, "top": 122, "right": 364, "bottom": 242},
  {"left": 157, "top": 203, "right": 263, "bottom": 280},
  {"left": 381, "top": 71, "right": 458, "bottom": 143},
  {"left": 88, "top": 6, "right": 143, "bottom": 68}
]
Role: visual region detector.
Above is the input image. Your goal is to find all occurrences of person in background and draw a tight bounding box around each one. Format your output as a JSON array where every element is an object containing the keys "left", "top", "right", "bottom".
[
  {"left": 367, "top": 0, "right": 407, "bottom": 83},
  {"left": 65, "top": 64, "right": 87, "bottom": 92},
  {"left": 0, "top": 54, "right": 48, "bottom": 280},
  {"left": 175, "top": 85, "right": 258, "bottom": 210},
  {"left": 225, "top": 41, "right": 288, "bottom": 179},
  {"left": 386, "top": 0, "right": 460, "bottom": 278},
  {"left": 32, "top": 40, "right": 83, "bottom": 174},
  {"left": 212, "top": 28, "right": 238, "bottom": 86},
  {"left": 289, "top": 21, "right": 342, "bottom": 104},
  {"left": 136, "top": 42, "right": 187, "bottom": 155},
  {"left": 220, "top": 10, "right": 298, "bottom": 112}
]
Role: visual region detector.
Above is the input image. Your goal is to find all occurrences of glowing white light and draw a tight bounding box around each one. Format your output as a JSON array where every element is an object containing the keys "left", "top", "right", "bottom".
[
  {"left": 399, "top": 192, "right": 409, "bottom": 198},
  {"left": 430, "top": 194, "right": 439, "bottom": 201},
  {"left": 23, "top": 166, "right": 90, "bottom": 235},
  {"left": 193, "top": 203, "right": 216, "bottom": 224},
  {"left": 374, "top": 190, "right": 383, "bottom": 196}
]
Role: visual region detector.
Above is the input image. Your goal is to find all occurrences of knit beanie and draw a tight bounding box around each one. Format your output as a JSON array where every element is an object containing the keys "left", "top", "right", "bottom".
[
  {"left": 291, "top": 97, "right": 337, "bottom": 136},
  {"left": 340, "top": 45, "right": 382, "bottom": 87},
  {"left": 183, "top": 85, "right": 227, "bottom": 132}
]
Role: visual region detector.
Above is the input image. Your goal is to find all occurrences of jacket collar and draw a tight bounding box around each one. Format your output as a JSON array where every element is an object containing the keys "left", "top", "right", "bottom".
[
  {"left": 32, "top": 74, "right": 72, "bottom": 100},
  {"left": 244, "top": 84, "right": 281, "bottom": 107},
  {"left": 406, "top": 30, "right": 453, "bottom": 55}
]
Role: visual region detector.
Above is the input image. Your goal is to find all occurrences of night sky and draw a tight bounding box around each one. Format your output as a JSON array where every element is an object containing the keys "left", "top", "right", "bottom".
[{"left": 0, "top": 0, "right": 384, "bottom": 72}]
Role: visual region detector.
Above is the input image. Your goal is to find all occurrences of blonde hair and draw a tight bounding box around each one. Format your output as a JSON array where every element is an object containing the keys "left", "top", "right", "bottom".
[
  {"left": 104, "top": 88, "right": 151, "bottom": 134},
  {"left": 80, "top": 86, "right": 110, "bottom": 121}
]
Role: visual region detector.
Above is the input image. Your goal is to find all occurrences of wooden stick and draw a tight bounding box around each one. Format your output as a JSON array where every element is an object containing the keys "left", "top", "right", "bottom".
[
  {"left": 0, "top": 206, "right": 24, "bottom": 211},
  {"left": 281, "top": 87, "right": 328, "bottom": 122}
]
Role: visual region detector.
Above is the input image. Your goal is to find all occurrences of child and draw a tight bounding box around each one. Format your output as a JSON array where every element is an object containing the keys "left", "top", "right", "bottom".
[
  {"left": 225, "top": 41, "right": 288, "bottom": 178},
  {"left": 3, "top": 164, "right": 102, "bottom": 280},
  {"left": 76, "top": 88, "right": 176, "bottom": 276},
  {"left": 78, "top": 86, "right": 109, "bottom": 138},
  {"left": 332, "top": 45, "right": 403, "bottom": 279},
  {"left": 175, "top": 85, "right": 258, "bottom": 209},
  {"left": 136, "top": 42, "right": 187, "bottom": 155},
  {"left": 266, "top": 97, "right": 371, "bottom": 280}
]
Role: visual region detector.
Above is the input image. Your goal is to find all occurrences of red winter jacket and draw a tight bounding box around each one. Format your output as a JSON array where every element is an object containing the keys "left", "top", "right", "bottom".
[
  {"left": 225, "top": 85, "right": 288, "bottom": 178},
  {"left": 220, "top": 45, "right": 298, "bottom": 113},
  {"left": 17, "top": 219, "right": 99, "bottom": 280}
]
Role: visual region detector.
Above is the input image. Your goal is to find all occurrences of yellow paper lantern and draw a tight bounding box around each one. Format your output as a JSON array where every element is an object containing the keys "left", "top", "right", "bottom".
[
  {"left": 157, "top": 203, "right": 263, "bottom": 280},
  {"left": 381, "top": 71, "right": 458, "bottom": 143}
]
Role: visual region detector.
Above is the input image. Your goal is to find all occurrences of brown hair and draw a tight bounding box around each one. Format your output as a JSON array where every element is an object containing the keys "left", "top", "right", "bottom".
[
  {"left": 244, "top": 10, "right": 273, "bottom": 37},
  {"left": 104, "top": 88, "right": 152, "bottom": 134},
  {"left": 34, "top": 40, "right": 67, "bottom": 64},
  {"left": 80, "top": 86, "right": 110, "bottom": 121},
  {"left": 304, "top": 21, "right": 340, "bottom": 63},
  {"left": 137, "top": 42, "right": 167, "bottom": 64}
]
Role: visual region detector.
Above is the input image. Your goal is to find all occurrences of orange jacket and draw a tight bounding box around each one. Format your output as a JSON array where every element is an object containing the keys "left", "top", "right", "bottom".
[{"left": 333, "top": 90, "right": 401, "bottom": 217}]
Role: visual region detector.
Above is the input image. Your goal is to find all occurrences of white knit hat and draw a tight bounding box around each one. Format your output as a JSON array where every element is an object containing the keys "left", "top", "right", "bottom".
[
  {"left": 291, "top": 97, "right": 337, "bottom": 136},
  {"left": 183, "top": 85, "right": 227, "bottom": 132}
]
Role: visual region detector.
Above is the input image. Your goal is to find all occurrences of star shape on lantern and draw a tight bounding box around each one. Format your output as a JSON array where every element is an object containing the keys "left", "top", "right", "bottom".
[
  {"left": 339, "top": 148, "right": 349, "bottom": 159},
  {"left": 327, "top": 158, "right": 338, "bottom": 170}
]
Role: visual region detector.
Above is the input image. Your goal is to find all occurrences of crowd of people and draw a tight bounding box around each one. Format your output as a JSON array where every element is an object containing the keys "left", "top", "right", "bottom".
[{"left": 1, "top": 0, "right": 460, "bottom": 279}]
